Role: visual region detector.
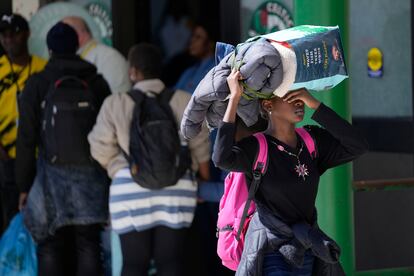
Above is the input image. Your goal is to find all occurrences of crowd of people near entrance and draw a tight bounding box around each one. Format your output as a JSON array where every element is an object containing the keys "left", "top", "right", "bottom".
[{"left": 0, "top": 10, "right": 367, "bottom": 276}]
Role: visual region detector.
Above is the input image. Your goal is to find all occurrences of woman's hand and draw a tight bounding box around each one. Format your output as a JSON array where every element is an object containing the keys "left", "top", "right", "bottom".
[
  {"left": 223, "top": 69, "right": 244, "bottom": 123},
  {"left": 226, "top": 69, "right": 243, "bottom": 100},
  {"left": 283, "top": 88, "right": 321, "bottom": 110}
]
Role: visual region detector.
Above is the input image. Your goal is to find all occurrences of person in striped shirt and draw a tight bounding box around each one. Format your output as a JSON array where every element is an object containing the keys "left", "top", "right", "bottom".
[{"left": 88, "top": 43, "right": 210, "bottom": 276}]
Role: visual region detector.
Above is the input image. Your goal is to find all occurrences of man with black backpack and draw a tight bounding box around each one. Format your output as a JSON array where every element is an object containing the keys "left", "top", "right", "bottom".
[
  {"left": 88, "top": 43, "right": 210, "bottom": 276},
  {"left": 15, "top": 22, "right": 111, "bottom": 275}
]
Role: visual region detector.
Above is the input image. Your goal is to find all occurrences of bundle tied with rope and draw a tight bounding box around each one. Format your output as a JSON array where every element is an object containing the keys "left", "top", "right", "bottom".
[{"left": 181, "top": 25, "right": 348, "bottom": 140}]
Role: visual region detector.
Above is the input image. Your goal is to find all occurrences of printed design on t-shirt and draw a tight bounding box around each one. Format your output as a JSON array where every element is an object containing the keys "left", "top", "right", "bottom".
[
  {"left": 0, "top": 118, "right": 16, "bottom": 149},
  {"left": 0, "top": 72, "right": 19, "bottom": 98}
]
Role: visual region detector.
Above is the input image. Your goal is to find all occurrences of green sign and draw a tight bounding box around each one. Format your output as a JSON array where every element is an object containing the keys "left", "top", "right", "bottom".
[
  {"left": 84, "top": 1, "right": 113, "bottom": 46},
  {"left": 249, "top": 1, "right": 294, "bottom": 37},
  {"left": 28, "top": 2, "right": 102, "bottom": 59}
]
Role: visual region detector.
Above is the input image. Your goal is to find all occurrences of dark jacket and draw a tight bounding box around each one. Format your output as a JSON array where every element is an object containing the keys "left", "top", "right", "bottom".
[
  {"left": 236, "top": 204, "right": 345, "bottom": 276},
  {"left": 16, "top": 54, "right": 111, "bottom": 193}
]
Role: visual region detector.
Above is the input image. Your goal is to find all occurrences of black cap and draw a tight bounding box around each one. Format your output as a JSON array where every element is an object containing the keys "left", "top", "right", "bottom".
[
  {"left": 47, "top": 22, "right": 79, "bottom": 54},
  {"left": 0, "top": 14, "right": 29, "bottom": 33}
]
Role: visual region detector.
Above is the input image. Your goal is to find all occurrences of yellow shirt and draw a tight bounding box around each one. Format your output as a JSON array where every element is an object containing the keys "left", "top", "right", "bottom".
[{"left": 0, "top": 55, "right": 47, "bottom": 158}]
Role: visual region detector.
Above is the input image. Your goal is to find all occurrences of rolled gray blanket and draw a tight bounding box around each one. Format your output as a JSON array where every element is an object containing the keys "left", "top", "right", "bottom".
[{"left": 181, "top": 38, "right": 285, "bottom": 139}]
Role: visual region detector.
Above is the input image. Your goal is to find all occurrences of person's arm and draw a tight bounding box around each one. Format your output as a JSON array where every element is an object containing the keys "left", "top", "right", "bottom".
[
  {"left": 174, "top": 67, "right": 193, "bottom": 92},
  {"left": 282, "top": 88, "right": 368, "bottom": 173},
  {"left": 197, "top": 161, "right": 210, "bottom": 182},
  {"left": 88, "top": 95, "right": 121, "bottom": 174},
  {"left": 212, "top": 70, "right": 257, "bottom": 172},
  {"left": 186, "top": 120, "right": 211, "bottom": 181},
  {"left": 222, "top": 70, "right": 243, "bottom": 123},
  {"left": 310, "top": 104, "right": 369, "bottom": 173},
  {"left": 15, "top": 75, "right": 42, "bottom": 207}
]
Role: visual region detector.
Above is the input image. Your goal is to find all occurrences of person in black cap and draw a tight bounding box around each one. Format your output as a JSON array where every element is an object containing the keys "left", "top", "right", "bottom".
[
  {"left": 0, "top": 13, "right": 46, "bottom": 234},
  {"left": 15, "top": 21, "right": 111, "bottom": 276}
]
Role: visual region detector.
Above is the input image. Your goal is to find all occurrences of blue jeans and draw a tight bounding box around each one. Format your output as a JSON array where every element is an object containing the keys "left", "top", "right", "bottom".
[
  {"left": 23, "top": 158, "right": 109, "bottom": 242},
  {"left": 263, "top": 250, "right": 314, "bottom": 276}
]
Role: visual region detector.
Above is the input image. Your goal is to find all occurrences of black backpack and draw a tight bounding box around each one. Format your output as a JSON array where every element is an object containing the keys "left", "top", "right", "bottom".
[
  {"left": 127, "top": 88, "right": 192, "bottom": 189},
  {"left": 41, "top": 75, "right": 98, "bottom": 165}
]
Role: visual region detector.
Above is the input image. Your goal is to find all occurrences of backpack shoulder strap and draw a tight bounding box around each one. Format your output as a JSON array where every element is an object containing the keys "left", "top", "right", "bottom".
[
  {"left": 127, "top": 89, "right": 145, "bottom": 105},
  {"left": 158, "top": 88, "right": 175, "bottom": 105},
  {"left": 236, "top": 132, "right": 268, "bottom": 241},
  {"left": 296, "top": 127, "right": 317, "bottom": 159},
  {"left": 252, "top": 132, "right": 268, "bottom": 174}
]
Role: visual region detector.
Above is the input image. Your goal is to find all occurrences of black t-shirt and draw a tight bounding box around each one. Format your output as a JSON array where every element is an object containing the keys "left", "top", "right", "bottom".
[{"left": 212, "top": 103, "right": 368, "bottom": 225}]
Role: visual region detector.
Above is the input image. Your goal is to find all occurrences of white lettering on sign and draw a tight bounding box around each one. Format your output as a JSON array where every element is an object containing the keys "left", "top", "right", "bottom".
[
  {"left": 267, "top": 14, "right": 286, "bottom": 30},
  {"left": 266, "top": 2, "right": 294, "bottom": 27}
]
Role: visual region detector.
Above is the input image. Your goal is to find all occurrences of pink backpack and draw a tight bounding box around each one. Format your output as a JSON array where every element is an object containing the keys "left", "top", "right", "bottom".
[{"left": 216, "top": 128, "right": 316, "bottom": 271}]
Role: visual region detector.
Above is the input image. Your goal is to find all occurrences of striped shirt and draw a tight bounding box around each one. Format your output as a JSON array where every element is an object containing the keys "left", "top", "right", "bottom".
[
  {"left": 0, "top": 55, "right": 46, "bottom": 158},
  {"left": 110, "top": 168, "right": 197, "bottom": 234}
]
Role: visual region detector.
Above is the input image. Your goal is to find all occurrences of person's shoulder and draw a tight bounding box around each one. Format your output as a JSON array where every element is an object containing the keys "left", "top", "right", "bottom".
[
  {"left": 302, "top": 124, "right": 322, "bottom": 134},
  {"left": 0, "top": 55, "right": 9, "bottom": 73},
  {"left": 94, "top": 42, "right": 113, "bottom": 52},
  {"left": 26, "top": 66, "right": 49, "bottom": 84},
  {"left": 20, "top": 70, "right": 49, "bottom": 100},
  {"left": 172, "top": 88, "right": 192, "bottom": 101},
  {"left": 303, "top": 124, "right": 319, "bottom": 130},
  {"left": 0, "top": 55, "right": 7, "bottom": 64},
  {"left": 301, "top": 124, "right": 328, "bottom": 144},
  {"left": 95, "top": 42, "right": 126, "bottom": 60},
  {"left": 169, "top": 88, "right": 191, "bottom": 111},
  {"left": 104, "top": 91, "right": 132, "bottom": 107},
  {"left": 238, "top": 133, "right": 260, "bottom": 149},
  {"left": 235, "top": 133, "right": 260, "bottom": 158},
  {"left": 181, "top": 64, "right": 197, "bottom": 77},
  {"left": 242, "top": 134, "right": 259, "bottom": 143},
  {"left": 31, "top": 55, "right": 47, "bottom": 69}
]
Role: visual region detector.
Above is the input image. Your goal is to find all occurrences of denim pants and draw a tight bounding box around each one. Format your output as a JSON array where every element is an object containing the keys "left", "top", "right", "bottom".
[
  {"left": 263, "top": 250, "right": 314, "bottom": 276},
  {"left": 23, "top": 158, "right": 109, "bottom": 243}
]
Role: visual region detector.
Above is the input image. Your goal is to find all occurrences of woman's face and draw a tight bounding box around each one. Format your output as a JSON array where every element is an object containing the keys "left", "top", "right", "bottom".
[
  {"left": 262, "top": 92, "right": 305, "bottom": 124},
  {"left": 189, "top": 26, "right": 211, "bottom": 59}
]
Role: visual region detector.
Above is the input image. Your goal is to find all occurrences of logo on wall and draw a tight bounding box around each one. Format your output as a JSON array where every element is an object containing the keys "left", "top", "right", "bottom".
[
  {"left": 249, "top": 1, "right": 294, "bottom": 37},
  {"left": 85, "top": 2, "right": 113, "bottom": 46},
  {"left": 28, "top": 2, "right": 103, "bottom": 59}
]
